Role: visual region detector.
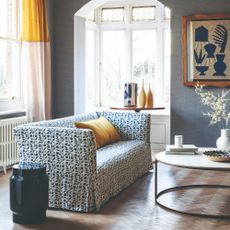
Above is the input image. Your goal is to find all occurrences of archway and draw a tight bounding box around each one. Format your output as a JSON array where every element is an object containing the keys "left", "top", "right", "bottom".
[{"left": 74, "top": 0, "right": 171, "bottom": 114}]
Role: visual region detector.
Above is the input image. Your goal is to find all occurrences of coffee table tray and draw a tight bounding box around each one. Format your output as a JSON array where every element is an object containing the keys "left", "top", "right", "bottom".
[{"left": 203, "top": 150, "right": 230, "bottom": 162}]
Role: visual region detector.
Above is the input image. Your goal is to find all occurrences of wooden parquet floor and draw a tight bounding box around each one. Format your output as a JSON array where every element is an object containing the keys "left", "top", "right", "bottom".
[{"left": 0, "top": 163, "right": 230, "bottom": 230}]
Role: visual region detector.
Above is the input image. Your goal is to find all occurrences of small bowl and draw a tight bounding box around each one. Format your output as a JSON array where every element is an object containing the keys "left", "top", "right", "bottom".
[{"left": 203, "top": 150, "right": 230, "bottom": 162}]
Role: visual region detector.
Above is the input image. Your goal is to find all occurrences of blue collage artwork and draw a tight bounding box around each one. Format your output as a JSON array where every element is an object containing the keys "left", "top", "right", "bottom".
[{"left": 194, "top": 24, "right": 228, "bottom": 77}]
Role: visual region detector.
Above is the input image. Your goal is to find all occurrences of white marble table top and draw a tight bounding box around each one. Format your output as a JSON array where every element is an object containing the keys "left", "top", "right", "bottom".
[{"left": 155, "top": 148, "right": 230, "bottom": 170}]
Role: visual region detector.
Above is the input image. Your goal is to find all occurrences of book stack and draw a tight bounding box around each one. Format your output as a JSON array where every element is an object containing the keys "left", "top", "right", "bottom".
[{"left": 165, "top": 144, "right": 198, "bottom": 155}]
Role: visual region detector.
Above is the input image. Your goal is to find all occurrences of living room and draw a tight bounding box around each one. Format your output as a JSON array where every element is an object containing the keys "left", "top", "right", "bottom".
[{"left": 1, "top": 0, "right": 230, "bottom": 229}]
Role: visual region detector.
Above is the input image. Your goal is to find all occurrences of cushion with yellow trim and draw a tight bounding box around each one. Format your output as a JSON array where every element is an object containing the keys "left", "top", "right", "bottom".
[{"left": 75, "top": 116, "right": 121, "bottom": 149}]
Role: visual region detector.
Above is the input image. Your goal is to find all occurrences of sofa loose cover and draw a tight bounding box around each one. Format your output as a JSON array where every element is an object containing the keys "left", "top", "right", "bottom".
[{"left": 14, "top": 111, "right": 152, "bottom": 212}]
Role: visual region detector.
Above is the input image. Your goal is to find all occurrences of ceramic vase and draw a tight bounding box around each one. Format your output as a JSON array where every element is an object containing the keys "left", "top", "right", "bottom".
[
  {"left": 124, "top": 83, "right": 137, "bottom": 107},
  {"left": 139, "top": 79, "right": 146, "bottom": 108},
  {"left": 216, "top": 129, "right": 230, "bottom": 150},
  {"left": 146, "top": 83, "right": 153, "bottom": 108}
]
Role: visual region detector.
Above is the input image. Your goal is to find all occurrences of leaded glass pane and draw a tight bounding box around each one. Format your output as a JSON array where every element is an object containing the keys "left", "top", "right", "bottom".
[
  {"left": 101, "top": 8, "right": 124, "bottom": 22},
  {"left": 132, "top": 6, "right": 155, "bottom": 21}
]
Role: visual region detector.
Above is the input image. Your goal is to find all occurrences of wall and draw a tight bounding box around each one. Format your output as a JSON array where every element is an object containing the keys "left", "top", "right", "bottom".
[
  {"left": 46, "top": 0, "right": 54, "bottom": 117},
  {"left": 52, "top": 0, "right": 88, "bottom": 118},
  {"left": 51, "top": 0, "right": 230, "bottom": 147},
  {"left": 160, "top": 0, "right": 230, "bottom": 147}
]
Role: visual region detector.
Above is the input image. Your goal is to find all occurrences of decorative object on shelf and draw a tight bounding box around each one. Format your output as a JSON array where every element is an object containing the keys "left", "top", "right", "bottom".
[
  {"left": 139, "top": 79, "right": 146, "bottom": 108},
  {"left": 124, "top": 83, "right": 138, "bottom": 107},
  {"left": 182, "top": 13, "right": 230, "bottom": 87},
  {"left": 203, "top": 150, "right": 230, "bottom": 162},
  {"left": 174, "top": 135, "right": 183, "bottom": 148},
  {"left": 195, "top": 83, "right": 230, "bottom": 149},
  {"left": 146, "top": 83, "right": 154, "bottom": 108},
  {"left": 216, "top": 129, "right": 230, "bottom": 150}
]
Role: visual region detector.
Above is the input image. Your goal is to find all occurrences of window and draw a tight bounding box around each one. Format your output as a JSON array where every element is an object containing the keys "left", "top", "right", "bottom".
[
  {"left": 0, "top": 0, "right": 23, "bottom": 112},
  {"left": 85, "top": 1, "right": 170, "bottom": 110},
  {"left": 132, "top": 6, "right": 156, "bottom": 21},
  {"left": 87, "top": 10, "right": 95, "bottom": 22},
  {"left": 85, "top": 29, "right": 96, "bottom": 111},
  {"left": 100, "top": 30, "right": 126, "bottom": 106},
  {"left": 164, "top": 7, "right": 171, "bottom": 20},
  {"left": 101, "top": 7, "right": 124, "bottom": 22},
  {"left": 164, "top": 29, "right": 171, "bottom": 105},
  {"left": 132, "top": 30, "right": 156, "bottom": 81}
]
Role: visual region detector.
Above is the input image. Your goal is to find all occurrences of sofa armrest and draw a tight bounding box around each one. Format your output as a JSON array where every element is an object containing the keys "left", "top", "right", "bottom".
[
  {"left": 14, "top": 125, "right": 97, "bottom": 211},
  {"left": 26, "top": 112, "right": 98, "bottom": 128},
  {"left": 14, "top": 125, "right": 96, "bottom": 163},
  {"left": 97, "top": 111, "right": 150, "bottom": 143}
]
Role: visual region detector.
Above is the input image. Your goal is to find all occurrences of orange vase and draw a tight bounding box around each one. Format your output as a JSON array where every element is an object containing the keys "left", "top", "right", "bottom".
[
  {"left": 139, "top": 79, "right": 146, "bottom": 108},
  {"left": 146, "top": 83, "right": 154, "bottom": 108}
]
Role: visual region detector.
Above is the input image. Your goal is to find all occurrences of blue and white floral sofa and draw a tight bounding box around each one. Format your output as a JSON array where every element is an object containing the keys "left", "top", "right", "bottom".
[{"left": 14, "top": 111, "right": 152, "bottom": 212}]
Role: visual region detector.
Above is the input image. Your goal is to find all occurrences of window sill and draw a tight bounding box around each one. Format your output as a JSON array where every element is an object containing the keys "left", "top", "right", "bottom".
[{"left": 0, "top": 110, "right": 26, "bottom": 119}]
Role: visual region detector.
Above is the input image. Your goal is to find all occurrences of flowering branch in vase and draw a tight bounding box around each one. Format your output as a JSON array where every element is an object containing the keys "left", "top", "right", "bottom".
[{"left": 195, "top": 83, "right": 230, "bottom": 129}]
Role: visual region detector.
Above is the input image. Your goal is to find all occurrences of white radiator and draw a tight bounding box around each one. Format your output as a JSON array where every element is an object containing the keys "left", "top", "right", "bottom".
[{"left": 0, "top": 116, "right": 28, "bottom": 173}]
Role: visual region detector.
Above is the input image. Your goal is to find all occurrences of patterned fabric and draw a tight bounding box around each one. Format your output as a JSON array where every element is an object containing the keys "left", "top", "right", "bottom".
[
  {"left": 96, "top": 140, "right": 152, "bottom": 211},
  {"left": 14, "top": 125, "right": 96, "bottom": 211},
  {"left": 97, "top": 111, "right": 150, "bottom": 142},
  {"left": 29, "top": 112, "right": 98, "bottom": 128},
  {"left": 14, "top": 111, "right": 152, "bottom": 212}
]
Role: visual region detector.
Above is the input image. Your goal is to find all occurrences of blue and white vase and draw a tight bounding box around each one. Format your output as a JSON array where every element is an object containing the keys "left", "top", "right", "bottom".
[{"left": 124, "top": 83, "right": 137, "bottom": 107}]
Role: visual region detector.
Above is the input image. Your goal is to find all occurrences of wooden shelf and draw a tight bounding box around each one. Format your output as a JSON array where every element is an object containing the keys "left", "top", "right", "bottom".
[{"left": 110, "top": 107, "right": 165, "bottom": 112}]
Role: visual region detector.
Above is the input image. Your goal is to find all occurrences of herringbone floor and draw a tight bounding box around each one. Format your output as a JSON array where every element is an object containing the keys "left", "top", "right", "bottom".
[{"left": 0, "top": 163, "right": 230, "bottom": 230}]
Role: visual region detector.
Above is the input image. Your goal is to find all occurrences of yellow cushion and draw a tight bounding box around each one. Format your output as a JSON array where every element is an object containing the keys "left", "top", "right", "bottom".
[{"left": 75, "top": 116, "right": 121, "bottom": 149}]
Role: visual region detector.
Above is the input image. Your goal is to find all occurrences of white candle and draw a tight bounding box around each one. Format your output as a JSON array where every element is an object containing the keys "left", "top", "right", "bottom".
[{"left": 175, "top": 135, "right": 183, "bottom": 148}]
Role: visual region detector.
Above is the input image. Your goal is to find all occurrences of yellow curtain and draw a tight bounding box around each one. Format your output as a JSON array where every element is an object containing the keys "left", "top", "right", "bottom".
[
  {"left": 21, "top": 0, "right": 49, "bottom": 42},
  {"left": 21, "top": 0, "right": 52, "bottom": 122}
]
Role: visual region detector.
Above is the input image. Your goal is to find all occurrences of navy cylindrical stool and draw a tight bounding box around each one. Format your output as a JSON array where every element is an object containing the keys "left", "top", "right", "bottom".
[{"left": 10, "top": 162, "right": 48, "bottom": 224}]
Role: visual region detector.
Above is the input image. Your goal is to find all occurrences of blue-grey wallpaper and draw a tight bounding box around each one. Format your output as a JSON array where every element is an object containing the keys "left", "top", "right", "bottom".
[{"left": 49, "top": 0, "right": 230, "bottom": 147}]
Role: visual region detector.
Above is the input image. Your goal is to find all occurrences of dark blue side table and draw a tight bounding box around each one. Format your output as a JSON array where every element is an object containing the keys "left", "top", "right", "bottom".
[{"left": 10, "top": 162, "right": 48, "bottom": 224}]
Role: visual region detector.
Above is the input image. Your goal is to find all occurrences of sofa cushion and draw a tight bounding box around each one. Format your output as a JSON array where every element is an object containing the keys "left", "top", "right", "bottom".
[
  {"left": 75, "top": 116, "right": 121, "bottom": 149},
  {"left": 95, "top": 140, "right": 152, "bottom": 210}
]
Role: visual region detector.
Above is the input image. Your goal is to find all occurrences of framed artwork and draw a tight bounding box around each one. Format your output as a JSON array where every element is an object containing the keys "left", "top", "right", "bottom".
[{"left": 182, "top": 13, "right": 230, "bottom": 86}]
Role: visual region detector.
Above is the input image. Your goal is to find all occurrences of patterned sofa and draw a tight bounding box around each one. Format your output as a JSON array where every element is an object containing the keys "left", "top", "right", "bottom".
[{"left": 14, "top": 111, "right": 152, "bottom": 212}]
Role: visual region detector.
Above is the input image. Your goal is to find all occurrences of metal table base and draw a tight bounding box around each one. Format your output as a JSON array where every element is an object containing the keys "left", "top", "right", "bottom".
[{"left": 155, "top": 160, "right": 230, "bottom": 218}]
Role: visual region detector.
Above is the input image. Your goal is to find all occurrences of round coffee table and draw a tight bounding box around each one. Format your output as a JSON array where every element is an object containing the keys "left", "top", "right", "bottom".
[{"left": 155, "top": 151, "right": 230, "bottom": 218}]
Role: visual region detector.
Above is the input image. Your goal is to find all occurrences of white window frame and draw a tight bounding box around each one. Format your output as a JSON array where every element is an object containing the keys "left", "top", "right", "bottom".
[
  {"left": 0, "top": 0, "right": 24, "bottom": 113},
  {"left": 80, "top": 0, "right": 170, "bottom": 113}
]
